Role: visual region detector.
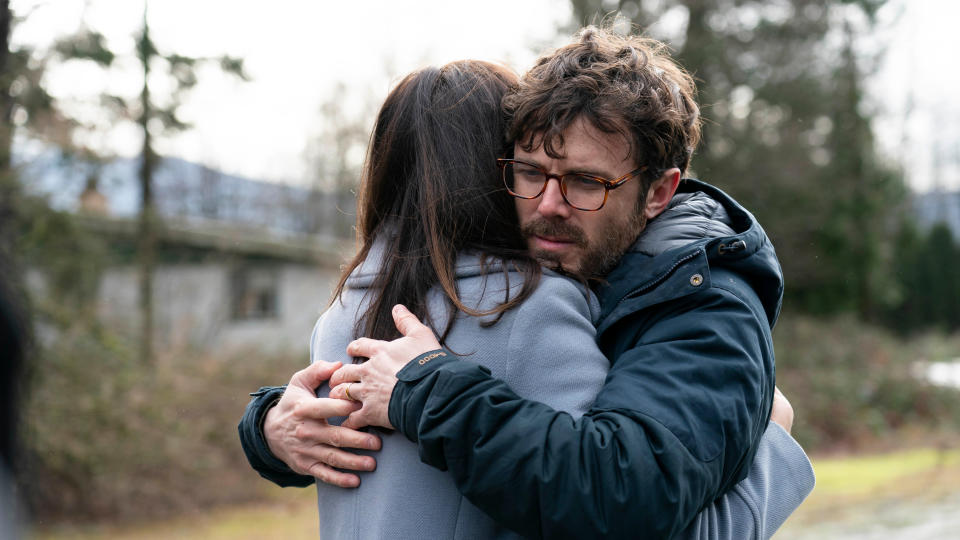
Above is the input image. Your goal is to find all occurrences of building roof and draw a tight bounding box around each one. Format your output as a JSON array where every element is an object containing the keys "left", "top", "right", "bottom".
[{"left": 75, "top": 213, "right": 352, "bottom": 266}]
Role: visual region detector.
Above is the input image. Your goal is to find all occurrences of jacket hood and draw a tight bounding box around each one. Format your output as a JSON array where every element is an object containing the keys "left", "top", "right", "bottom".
[
  {"left": 345, "top": 230, "right": 601, "bottom": 319},
  {"left": 595, "top": 178, "right": 784, "bottom": 332},
  {"left": 633, "top": 190, "right": 737, "bottom": 257},
  {"left": 345, "top": 231, "right": 500, "bottom": 291}
]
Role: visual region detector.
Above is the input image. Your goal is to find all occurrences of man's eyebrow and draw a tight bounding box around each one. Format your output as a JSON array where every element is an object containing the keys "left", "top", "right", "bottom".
[
  {"left": 563, "top": 163, "right": 618, "bottom": 179},
  {"left": 513, "top": 156, "right": 545, "bottom": 168},
  {"left": 516, "top": 156, "right": 615, "bottom": 179},
  {"left": 574, "top": 168, "right": 617, "bottom": 179}
]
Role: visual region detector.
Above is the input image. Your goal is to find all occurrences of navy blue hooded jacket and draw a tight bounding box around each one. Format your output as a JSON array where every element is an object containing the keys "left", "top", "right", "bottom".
[{"left": 386, "top": 179, "right": 782, "bottom": 539}]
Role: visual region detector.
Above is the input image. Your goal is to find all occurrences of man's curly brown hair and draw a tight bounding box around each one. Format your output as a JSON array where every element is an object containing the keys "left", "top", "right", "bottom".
[{"left": 504, "top": 26, "right": 701, "bottom": 189}]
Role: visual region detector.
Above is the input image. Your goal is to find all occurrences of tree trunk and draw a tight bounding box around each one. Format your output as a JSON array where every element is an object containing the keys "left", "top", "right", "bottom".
[
  {"left": 137, "top": 2, "right": 156, "bottom": 363},
  {"left": 1, "top": 0, "right": 19, "bottom": 263}
]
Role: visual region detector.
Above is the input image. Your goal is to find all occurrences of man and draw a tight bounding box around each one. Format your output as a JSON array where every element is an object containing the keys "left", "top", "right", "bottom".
[{"left": 241, "top": 27, "right": 809, "bottom": 538}]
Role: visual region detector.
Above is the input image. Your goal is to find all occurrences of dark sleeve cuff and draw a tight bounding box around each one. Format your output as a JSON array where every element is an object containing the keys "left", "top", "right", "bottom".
[
  {"left": 395, "top": 349, "right": 457, "bottom": 382},
  {"left": 388, "top": 349, "right": 491, "bottom": 443},
  {"left": 238, "top": 385, "right": 315, "bottom": 488}
]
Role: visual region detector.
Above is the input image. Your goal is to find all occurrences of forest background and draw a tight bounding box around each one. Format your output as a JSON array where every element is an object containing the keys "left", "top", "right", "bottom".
[{"left": 2, "top": 0, "right": 960, "bottom": 537}]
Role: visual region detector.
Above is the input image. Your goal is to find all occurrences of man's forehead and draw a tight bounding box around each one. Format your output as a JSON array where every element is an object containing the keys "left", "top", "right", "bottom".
[{"left": 516, "top": 120, "right": 635, "bottom": 169}]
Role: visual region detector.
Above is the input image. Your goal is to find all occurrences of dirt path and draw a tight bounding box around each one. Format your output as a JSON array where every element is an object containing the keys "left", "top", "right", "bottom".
[
  {"left": 778, "top": 492, "right": 960, "bottom": 539},
  {"left": 776, "top": 447, "right": 960, "bottom": 539}
]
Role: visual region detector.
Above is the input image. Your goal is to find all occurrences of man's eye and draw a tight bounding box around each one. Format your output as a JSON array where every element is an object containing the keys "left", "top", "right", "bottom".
[
  {"left": 516, "top": 166, "right": 543, "bottom": 178},
  {"left": 567, "top": 175, "right": 605, "bottom": 191}
]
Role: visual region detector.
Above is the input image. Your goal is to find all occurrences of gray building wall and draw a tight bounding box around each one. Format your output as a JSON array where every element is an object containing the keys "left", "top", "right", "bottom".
[{"left": 96, "top": 262, "right": 341, "bottom": 355}]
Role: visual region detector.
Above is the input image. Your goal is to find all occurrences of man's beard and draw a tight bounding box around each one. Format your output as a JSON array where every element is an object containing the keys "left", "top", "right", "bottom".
[{"left": 521, "top": 213, "right": 646, "bottom": 280}]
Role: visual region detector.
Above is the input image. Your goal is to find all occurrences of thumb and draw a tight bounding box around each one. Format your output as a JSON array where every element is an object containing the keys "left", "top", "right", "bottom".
[
  {"left": 392, "top": 304, "right": 429, "bottom": 338},
  {"left": 770, "top": 386, "right": 794, "bottom": 434},
  {"left": 294, "top": 360, "right": 342, "bottom": 389}
]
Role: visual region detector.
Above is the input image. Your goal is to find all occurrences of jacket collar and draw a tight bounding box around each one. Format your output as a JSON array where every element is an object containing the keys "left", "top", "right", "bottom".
[{"left": 594, "top": 178, "right": 784, "bottom": 333}]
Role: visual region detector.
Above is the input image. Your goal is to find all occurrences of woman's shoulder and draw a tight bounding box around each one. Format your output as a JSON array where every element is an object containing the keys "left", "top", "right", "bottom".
[
  {"left": 309, "top": 288, "right": 368, "bottom": 364},
  {"left": 495, "top": 271, "right": 607, "bottom": 415},
  {"left": 455, "top": 255, "right": 595, "bottom": 313},
  {"left": 456, "top": 265, "right": 598, "bottom": 347},
  {"left": 509, "top": 271, "right": 597, "bottom": 336},
  {"left": 525, "top": 269, "right": 599, "bottom": 324}
]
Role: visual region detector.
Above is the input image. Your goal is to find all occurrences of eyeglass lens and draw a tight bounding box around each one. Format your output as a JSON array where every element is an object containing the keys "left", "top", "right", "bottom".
[{"left": 504, "top": 161, "right": 607, "bottom": 211}]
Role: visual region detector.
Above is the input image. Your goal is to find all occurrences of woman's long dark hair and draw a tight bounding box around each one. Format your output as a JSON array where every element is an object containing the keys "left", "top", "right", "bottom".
[{"left": 332, "top": 60, "right": 540, "bottom": 344}]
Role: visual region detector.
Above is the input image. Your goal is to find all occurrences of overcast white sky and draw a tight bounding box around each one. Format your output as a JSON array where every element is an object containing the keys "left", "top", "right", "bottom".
[
  {"left": 9, "top": 0, "right": 960, "bottom": 191},
  {"left": 869, "top": 0, "right": 960, "bottom": 191}
]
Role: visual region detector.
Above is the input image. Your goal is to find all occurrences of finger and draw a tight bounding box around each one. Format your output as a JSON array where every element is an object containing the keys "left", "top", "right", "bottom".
[
  {"left": 330, "top": 363, "right": 364, "bottom": 387},
  {"left": 329, "top": 383, "right": 347, "bottom": 401},
  {"left": 293, "top": 418, "right": 382, "bottom": 451},
  {"left": 292, "top": 361, "right": 342, "bottom": 390},
  {"left": 294, "top": 396, "right": 362, "bottom": 420},
  {"left": 330, "top": 382, "right": 365, "bottom": 402},
  {"left": 341, "top": 409, "right": 372, "bottom": 430},
  {"left": 323, "top": 423, "right": 382, "bottom": 451},
  {"left": 299, "top": 444, "right": 377, "bottom": 472},
  {"left": 305, "top": 461, "right": 362, "bottom": 488},
  {"left": 345, "top": 337, "right": 382, "bottom": 360},
  {"left": 326, "top": 423, "right": 381, "bottom": 451},
  {"left": 392, "top": 304, "right": 430, "bottom": 338}
]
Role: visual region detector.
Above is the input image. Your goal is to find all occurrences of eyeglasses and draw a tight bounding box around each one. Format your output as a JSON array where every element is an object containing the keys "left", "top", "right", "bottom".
[{"left": 497, "top": 158, "right": 645, "bottom": 212}]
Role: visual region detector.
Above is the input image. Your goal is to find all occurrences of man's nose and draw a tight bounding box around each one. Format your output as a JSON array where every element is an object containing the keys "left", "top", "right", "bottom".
[{"left": 536, "top": 178, "right": 571, "bottom": 219}]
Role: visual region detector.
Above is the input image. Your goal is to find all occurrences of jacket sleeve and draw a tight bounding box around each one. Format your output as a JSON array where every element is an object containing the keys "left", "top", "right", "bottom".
[
  {"left": 388, "top": 287, "right": 774, "bottom": 539},
  {"left": 237, "top": 385, "right": 315, "bottom": 488},
  {"left": 678, "top": 422, "right": 816, "bottom": 540}
]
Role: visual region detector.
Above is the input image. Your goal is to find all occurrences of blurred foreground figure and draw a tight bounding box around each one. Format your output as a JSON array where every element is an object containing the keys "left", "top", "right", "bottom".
[
  {"left": 241, "top": 26, "right": 815, "bottom": 539},
  {"left": 1, "top": 260, "right": 27, "bottom": 539}
]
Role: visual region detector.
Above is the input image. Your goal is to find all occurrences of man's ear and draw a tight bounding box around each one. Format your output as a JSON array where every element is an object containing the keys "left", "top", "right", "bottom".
[{"left": 643, "top": 168, "right": 681, "bottom": 220}]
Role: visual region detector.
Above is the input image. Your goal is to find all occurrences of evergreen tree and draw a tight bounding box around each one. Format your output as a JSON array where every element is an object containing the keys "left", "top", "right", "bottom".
[
  {"left": 891, "top": 222, "right": 960, "bottom": 332},
  {"left": 4, "top": 2, "right": 248, "bottom": 361},
  {"left": 568, "top": 0, "right": 905, "bottom": 316},
  {"left": 42, "top": 2, "right": 249, "bottom": 361}
]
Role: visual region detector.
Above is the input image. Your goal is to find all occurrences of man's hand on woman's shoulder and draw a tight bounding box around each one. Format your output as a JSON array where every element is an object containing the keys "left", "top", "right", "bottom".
[{"left": 329, "top": 304, "right": 443, "bottom": 430}]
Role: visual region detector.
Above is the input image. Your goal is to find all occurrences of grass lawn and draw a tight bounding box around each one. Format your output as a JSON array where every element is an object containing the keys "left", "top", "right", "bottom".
[{"left": 33, "top": 486, "right": 318, "bottom": 540}]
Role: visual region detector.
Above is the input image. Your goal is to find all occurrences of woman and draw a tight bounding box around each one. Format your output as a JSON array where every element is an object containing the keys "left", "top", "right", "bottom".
[
  {"left": 240, "top": 60, "right": 812, "bottom": 539},
  {"left": 312, "top": 59, "right": 607, "bottom": 539}
]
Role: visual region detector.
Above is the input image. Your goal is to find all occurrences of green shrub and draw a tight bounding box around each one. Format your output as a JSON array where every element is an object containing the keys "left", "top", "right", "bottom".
[
  {"left": 774, "top": 314, "right": 960, "bottom": 452},
  {"left": 20, "top": 316, "right": 307, "bottom": 523},
  {"left": 13, "top": 198, "right": 315, "bottom": 524}
]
